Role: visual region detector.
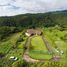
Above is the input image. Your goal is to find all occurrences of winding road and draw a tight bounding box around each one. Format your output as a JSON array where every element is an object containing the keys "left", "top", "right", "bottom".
[
  {"left": 23, "top": 35, "right": 60, "bottom": 63},
  {"left": 23, "top": 37, "right": 40, "bottom": 63}
]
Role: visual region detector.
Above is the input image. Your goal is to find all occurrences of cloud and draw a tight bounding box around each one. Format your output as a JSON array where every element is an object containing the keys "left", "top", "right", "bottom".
[{"left": 0, "top": 0, "right": 67, "bottom": 16}]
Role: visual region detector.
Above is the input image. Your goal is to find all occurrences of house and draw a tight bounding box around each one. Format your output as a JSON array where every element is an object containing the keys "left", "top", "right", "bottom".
[{"left": 25, "top": 29, "right": 42, "bottom": 36}]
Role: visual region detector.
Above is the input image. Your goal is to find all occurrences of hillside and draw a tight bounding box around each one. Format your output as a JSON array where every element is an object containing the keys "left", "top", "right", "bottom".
[
  {"left": 0, "top": 11, "right": 67, "bottom": 67},
  {"left": 0, "top": 11, "right": 67, "bottom": 28}
]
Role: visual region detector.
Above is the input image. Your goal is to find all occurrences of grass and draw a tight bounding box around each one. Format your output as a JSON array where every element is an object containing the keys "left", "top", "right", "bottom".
[
  {"left": 6, "top": 49, "right": 23, "bottom": 59},
  {"left": 29, "top": 51, "right": 52, "bottom": 60},
  {"left": 29, "top": 36, "right": 52, "bottom": 60},
  {"left": 43, "top": 28, "right": 67, "bottom": 59},
  {"left": 31, "top": 36, "right": 47, "bottom": 51}
]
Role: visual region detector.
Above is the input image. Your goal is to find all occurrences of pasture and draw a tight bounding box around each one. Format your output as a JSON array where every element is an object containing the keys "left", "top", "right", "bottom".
[{"left": 29, "top": 36, "right": 52, "bottom": 60}]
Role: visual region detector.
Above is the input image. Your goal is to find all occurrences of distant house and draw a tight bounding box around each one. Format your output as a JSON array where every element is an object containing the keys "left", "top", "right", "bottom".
[{"left": 25, "top": 29, "right": 42, "bottom": 36}]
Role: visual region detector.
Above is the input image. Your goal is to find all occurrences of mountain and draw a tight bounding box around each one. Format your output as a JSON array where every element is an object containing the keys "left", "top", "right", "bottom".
[
  {"left": 0, "top": 11, "right": 67, "bottom": 28},
  {"left": 0, "top": 11, "right": 67, "bottom": 27},
  {"left": 62, "top": 10, "right": 67, "bottom": 12},
  {"left": 0, "top": 11, "right": 67, "bottom": 67}
]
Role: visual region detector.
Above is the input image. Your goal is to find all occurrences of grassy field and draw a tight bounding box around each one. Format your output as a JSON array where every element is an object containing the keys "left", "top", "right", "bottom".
[
  {"left": 29, "top": 51, "right": 52, "bottom": 60},
  {"left": 29, "top": 36, "right": 52, "bottom": 60},
  {"left": 31, "top": 36, "right": 47, "bottom": 51}
]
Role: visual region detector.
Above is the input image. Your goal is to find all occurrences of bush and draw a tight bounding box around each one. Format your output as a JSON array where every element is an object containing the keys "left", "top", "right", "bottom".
[{"left": 12, "top": 60, "right": 23, "bottom": 67}]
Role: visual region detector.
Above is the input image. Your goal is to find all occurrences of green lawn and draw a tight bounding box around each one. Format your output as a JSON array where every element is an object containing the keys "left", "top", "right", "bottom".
[
  {"left": 29, "top": 51, "right": 52, "bottom": 60},
  {"left": 29, "top": 36, "right": 52, "bottom": 60},
  {"left": 31, "top": 36, "right": 47, "bottom": 51}
]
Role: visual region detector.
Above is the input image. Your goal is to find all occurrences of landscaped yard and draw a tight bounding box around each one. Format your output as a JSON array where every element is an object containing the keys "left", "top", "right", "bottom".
[
  {"left": 29, "top": 51, "right": 52, "bottom": 60},
  {"left": 29, "top": 36, "right": 52, "bottom": 60},
  {"left": 31, "top": 36, "right": 47, "bottom": 51}
]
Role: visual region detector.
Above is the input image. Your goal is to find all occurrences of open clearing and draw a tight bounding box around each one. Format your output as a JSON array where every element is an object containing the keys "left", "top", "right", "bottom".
[
  {"left": 28, "top": 36, "right": 52, "bottom": 60},
  {"left": 31, "top": 36, "right": 47, "bottom": 51}
]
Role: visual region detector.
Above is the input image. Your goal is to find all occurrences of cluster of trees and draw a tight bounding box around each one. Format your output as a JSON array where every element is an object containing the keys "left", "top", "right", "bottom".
[
  {"left": 0, "top": 12, "right": 67, "bottom": 28},
  {"left": 0, "top": 11, "right": 67, "bottom": 40},
  {"left": 0, "top": 26, "right": 23, "bottom": 40},
  {"left": 0, "top": 12, "right": 67, "bottom": 40}
]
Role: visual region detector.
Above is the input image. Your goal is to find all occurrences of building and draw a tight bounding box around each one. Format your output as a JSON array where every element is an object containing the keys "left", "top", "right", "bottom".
[{"left": 25, "top": 29, "right": 42, "bottom": 36}]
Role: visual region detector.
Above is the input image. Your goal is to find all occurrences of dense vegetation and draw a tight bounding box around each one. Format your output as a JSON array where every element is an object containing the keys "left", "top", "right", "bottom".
[
  {"left": 0, "top": 11, "right": 67, "bottom": 67},
  {"left": 0, "top": 12, "right": 67, "bottom": 28},
  {"left": 0, "top": 11, "right": 67, "bottom": 40}
]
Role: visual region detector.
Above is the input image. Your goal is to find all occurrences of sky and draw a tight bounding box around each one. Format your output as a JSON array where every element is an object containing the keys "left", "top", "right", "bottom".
[{"left": 0, "top": 0, "right": 67, "bottom": 16}]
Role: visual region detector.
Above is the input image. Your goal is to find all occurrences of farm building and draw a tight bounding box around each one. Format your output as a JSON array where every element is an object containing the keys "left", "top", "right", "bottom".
[{"left": 25, "top": 29, "right": 42, "bottom": 36}]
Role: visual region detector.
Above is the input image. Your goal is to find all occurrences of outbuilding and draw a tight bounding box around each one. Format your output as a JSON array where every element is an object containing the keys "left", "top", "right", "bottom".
[{"left": 25, "top": 29, "right": 42, "bottom": 36}]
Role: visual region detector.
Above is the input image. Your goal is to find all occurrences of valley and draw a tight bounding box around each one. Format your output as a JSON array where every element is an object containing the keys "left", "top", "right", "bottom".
[{"left": 0, "top": 12, "right": 67, "bottom": 67}]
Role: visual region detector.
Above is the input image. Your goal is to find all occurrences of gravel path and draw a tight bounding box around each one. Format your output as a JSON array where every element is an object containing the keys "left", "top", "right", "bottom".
[
  {"left": 23, "top": 37, "right": 40, "bottom": 63},
  {"left": 42, "top": 35, "right": 54, "bottom": 53},
  {"left": 23, "top": 35, "right": 60, "bottom": 63}
]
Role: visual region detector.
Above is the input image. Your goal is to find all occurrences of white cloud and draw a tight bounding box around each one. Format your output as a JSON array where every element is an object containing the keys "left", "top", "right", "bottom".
[{"left": 0, "top": 0, "right": 67, "bottom": 16}]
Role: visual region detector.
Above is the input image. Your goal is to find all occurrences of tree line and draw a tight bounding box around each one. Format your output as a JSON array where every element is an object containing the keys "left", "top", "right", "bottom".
[
  {"left": 0, "top": 12, "right": 67, "bottom": 28},
  {"left": 0, "top": 11, "right": 67, "bottom": 40}
]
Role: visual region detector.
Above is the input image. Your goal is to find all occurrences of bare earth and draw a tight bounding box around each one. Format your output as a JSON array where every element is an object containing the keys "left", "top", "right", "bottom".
[{"left": 23, "top": 53, "right": 40, "bottom": 63}]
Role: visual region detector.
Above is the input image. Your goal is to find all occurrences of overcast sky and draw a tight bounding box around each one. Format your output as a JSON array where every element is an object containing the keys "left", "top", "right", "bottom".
[{"left": 0, "top": 0, "right": 67, "bottom": 16}]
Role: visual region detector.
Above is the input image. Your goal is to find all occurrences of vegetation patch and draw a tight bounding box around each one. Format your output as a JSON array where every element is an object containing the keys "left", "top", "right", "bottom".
[{"left": 29, "top": 36, "right": 52, "bottom": 60}]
